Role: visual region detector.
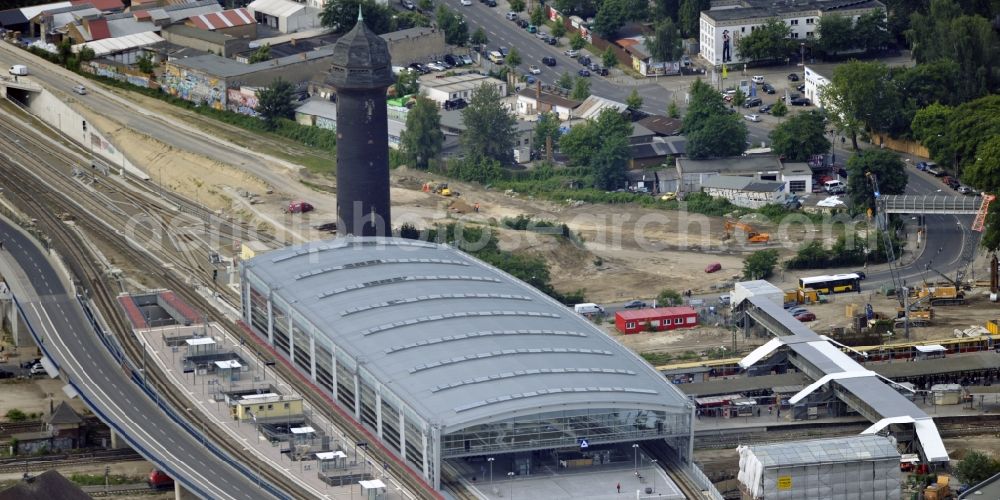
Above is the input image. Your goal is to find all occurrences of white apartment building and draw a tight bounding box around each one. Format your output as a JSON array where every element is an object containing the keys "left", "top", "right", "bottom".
[
  {"left": 698, "top": 0, "right": 885, "bottom": 65},
  {"left": 803, "top": 65, "right": 831, "bottom": 109}
]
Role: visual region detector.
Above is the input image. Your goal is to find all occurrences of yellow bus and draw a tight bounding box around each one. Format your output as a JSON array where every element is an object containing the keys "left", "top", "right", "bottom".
[{"left": 798, "top": 273, "right": 862, "bottom": 294}]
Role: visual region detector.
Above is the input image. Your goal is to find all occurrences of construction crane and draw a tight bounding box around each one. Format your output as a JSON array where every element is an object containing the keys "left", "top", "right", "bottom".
[
  {"left": 723, "top": 220, "right": 770, "bottom": 243},
  {"left": 866, "top": 171, "right": 911, "bottom": 337}
]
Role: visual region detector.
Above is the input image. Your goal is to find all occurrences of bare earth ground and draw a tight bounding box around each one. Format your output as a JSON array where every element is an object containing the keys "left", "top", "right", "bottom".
[{"left": 0, "top": 378, "right": 90, "bottom": 418}]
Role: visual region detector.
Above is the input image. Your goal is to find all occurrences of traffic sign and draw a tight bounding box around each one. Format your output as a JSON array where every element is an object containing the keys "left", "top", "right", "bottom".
[{"left": 579, "top": 439, "right": 589, "bottom": 449}]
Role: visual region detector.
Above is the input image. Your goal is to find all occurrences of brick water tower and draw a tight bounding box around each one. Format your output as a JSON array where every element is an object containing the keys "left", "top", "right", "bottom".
[{"left": 326, "top": 10, "right": 394, "bottom": 236}]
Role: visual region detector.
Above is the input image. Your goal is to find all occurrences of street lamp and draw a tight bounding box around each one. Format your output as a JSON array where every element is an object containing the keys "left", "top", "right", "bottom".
[
  {"left": 798, "top": 42, "right": 805, "bottom": 67},
  {"left": 632, "top": 443, "right": 639, "bottom": 473},
  {"left": 507, "top": 471, "right": 515, "bottom": 499},
  {"left": 651, "top": 459, "right": 658, "bottom": 493},
  {"left": 487, "top": 457, "right": 494, "bottom": 486}
]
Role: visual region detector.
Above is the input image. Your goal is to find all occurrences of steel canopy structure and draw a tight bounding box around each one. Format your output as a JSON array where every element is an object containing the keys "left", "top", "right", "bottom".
[
  {"left": 734, "top": 280, "right": 949, "bottom": 463},
  {"left": 241, "top": 237, "right": 693, "bottom": 489}
]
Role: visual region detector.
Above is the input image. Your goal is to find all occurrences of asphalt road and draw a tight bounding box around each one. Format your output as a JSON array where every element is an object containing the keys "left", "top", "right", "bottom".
[{"left": 0, "top": 219, "right": 279, "bottom": 500}]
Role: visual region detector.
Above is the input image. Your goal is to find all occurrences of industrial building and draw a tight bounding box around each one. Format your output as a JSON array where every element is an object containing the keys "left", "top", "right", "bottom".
[
  {"left": 615, "top": 307, "right": 699, "bottom": 334},
  {"left": 240, "top": 237, "right": 695, "bottom": 489},
  {"left": 738, "top": 435, "right": 901, "bottom": 499}
]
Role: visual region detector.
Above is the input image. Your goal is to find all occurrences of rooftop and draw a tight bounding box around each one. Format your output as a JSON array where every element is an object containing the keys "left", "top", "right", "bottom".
[
  {"left": 517, "top": 87, "right": 581, "bottom": 110},
  {"left": 703, "top": 0, "right": 886, "bottom": 22},
  {"left": 187, "top": 7, "right": 254, "bottom": 31},
  {"left": 73, "top": 30, "right": 163, "bottom": 56},
  {"left": 701, "top": 175, "right": 785, "bottom": 192},
  {"left": 247, "top": 0, "right": 304, "bottom": 18},
  {"left": 678, "top": 155, "right": 782, "bottom": 174},
  {"left": 744, "top": 435, "right": 899, "bottom": 468},
  {"left": 244, "top": 237, "right": 691, "bottom": 431},
  {"left": 169, "top": 45, "right": 336, "bottom": 78},
  {"left": 636, "top": 114, "right": 683, "bottom": 136},
  {"left": 574, "top": 95, "right": 628, "bottom": 121},
  {"left": 295, "top": 98, "right": 337, "bottom": 120},
  {"left": 616, "top": 306, "right": 697, "bottom": 321},
  {"left": 630, "top": 137, "right": 686, "bottom": 160}
]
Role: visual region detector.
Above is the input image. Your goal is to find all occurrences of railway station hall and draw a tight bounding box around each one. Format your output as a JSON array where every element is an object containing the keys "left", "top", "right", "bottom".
[{"left": 240, "top": 237, "right": 694, "bottom": 489}]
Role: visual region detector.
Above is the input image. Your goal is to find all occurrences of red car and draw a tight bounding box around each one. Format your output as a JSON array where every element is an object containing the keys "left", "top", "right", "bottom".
[
  {"left": 795, "top": 312, "right": 816, "bottom": 322},
  {"left": 286, "top": 201, "right": 314, "bottom": 214},
  {"left": 704, "top": 262, "right": 722, "bottom": 273}
]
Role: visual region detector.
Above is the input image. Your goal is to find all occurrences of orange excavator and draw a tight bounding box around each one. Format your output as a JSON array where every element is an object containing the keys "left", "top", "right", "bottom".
[{"left": 724, "top": 220, "right": 770, "bottom": 243}]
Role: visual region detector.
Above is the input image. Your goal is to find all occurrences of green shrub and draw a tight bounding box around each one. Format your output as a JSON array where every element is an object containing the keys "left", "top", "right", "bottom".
[{"left": 5, "top": 409, "right": 27, "bottom": 422}]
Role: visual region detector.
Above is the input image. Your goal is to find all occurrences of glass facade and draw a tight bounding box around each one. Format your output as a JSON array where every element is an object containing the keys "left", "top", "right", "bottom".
[
  {"left": 315, "top": 342, "right": 334, "bottom": 394},
  {"left": 271, "top": 296, "right": 290, "bottom": 356},
  {"left": 248, "top": 285, "right": 268, "bottom": 336},
  {"left": 441, "top": 408, "right": 689, "bottom": 458},
  {"left": 291, "top": 318, "right": 311, "bottom": 375}
]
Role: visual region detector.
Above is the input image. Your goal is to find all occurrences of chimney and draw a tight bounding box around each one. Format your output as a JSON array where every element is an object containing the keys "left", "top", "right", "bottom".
[{"left": 535, "top": 79, "right": 541, "bottom": 101}]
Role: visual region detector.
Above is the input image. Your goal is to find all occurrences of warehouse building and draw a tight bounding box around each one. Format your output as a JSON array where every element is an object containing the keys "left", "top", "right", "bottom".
[
  {"left": 241, "top": 237, "right": 695, "bottom": 489},
  {"left": 738, "top": 435, "right": 901, "bottom": 499}
]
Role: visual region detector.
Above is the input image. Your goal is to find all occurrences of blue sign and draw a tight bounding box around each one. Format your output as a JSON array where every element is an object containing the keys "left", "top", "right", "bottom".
[
  {"left": 579, "top": 439, "right": 589, "bottom": 449},
  {"left": 865, "top": 304, "right": 874, "bottom": 320}
]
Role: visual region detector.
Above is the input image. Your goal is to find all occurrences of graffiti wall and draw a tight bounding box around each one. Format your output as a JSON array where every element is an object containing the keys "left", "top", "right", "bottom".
[
  {"left": 161, "top": 64, "right": 226, "bottom": 110},
  {"left": 227, "top": 87, "right": 259, "bottom": 116},
  {"left": 84, "top": 61, "right": 154, "bottom": 88}
]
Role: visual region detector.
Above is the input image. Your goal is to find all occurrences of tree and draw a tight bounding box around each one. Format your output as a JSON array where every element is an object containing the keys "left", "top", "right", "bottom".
[
  {"left": 854, "top": 9, "right": 891, "bottom": 52},
  {"left": 509, "top": 0, "right": 525, "bottom": 11},
  {"left": 249, "top": 44, "right": 272, "bottom": 63},
  {"left": 554, "top": 0, "right": 598, "bottom": 17},
  {"left": 533, "top": 111, "right": 562, "bottom": 161},
  {"left": 400, "top": 97, "right": 444, "bottom": 169},
  {"left": 551, "top": 22, "right": 566, "bottom": 39},
  {"left": 592, "top": 0, "right": 627, "bottom": 38},
  {"left": 321, "top": 0, "right": 394, "bottom": 33},
  {"left": 570, "top": 76, "right": 591, "bottom": 100},
  {"left": 964, "top": 136, "right": 1000, "bottom": 250},
  {"left": 678, "top": 0, "right": 709, "bottom": 38},
  {"left": 394, "top": 68, "right": 420, "bottom": 96},
  {"left": 769, "top": 110, "right": 831, "bottom": 162},
  {"left": 418, "top": 0, "right": 432, "bottom": 11},
  {"left": 770, "top": 99, "right": 788, "bottom": 117},
  {"left": 735, "top": 18, "right": 792, "bottom": 62},
  {"left": 743, "top": 249, "right": 779, "bottom": 280},
  {"left": 845, "top": 149, "right": 907, "bottom": 212},
  {"left": 651, "top": 0, "right": 680, "bottom": 22},
  {"left": 136, "top": 52, "right": 155, "bottom": 74},
  {"left": 461, "top": 84, "right": 517, "bottom": 164},
  {"left": 602, "top": 46, "right": 618, "bottom": 68},
  {"left": 656, "top": 289, "right": 683, "bottom": 306},
  {"left": 626, "top": 89, "right": 643, "bottom": 110},
  {"left": 77, "top": 46, "right": 95, "bottom": 63},
  {"left": 530, "top": 5, "right": 545, "bottom": 26},
  {"left": 391, "top": 11, "right": 430, "bottom": 30},
  {"left": 470, "top": 26, "right": 488, "bottom": 46},
  {"left": 910, "top": 102, "right": 953, "bottom": 159},
  {"left": 559, "top": 107, "right": 632, "bottom": 168},
  {"left": 570, "top": 32, "right": 586, "bottom": 50},
  {"left": 505, "top": 47, "right": 522, "bottom": 67},
  {"left": 647, "top": 18, "right": 683, "bottom": 62},
  {"left": 935, "top": 95, "right": 1000, "bottom": 173},
  {"left": 955, "top": 451, "right": 1000, "bottom": 486},
  {"left": 255, "top": 79, "right": 295, "bottom": 130},
  {"left": 667, "top": 99, "right": 680, "bottom": 118},
  {"left": 682, "top": 78, "right": 727, "bottom": 134},
  {"left": 592, "top": 133, "right": 630, "bottom": 190},
  {"left": 822, "top": 60, "right": 898, "bottom": 150},
  {"left": 557, "top": 71, "right": 574, "bottom": 91},
  {"left": 436, "top": 6, "right": 469, "bottom": 45},
  {"left": 686, "top": 114, "right": 748, "bottom": 159},
  {"left": 816, "top": 14, "right": 855, "bottom": 55},
  {"left": 731, "top": 88, "right": 746, "bottom": 108}
]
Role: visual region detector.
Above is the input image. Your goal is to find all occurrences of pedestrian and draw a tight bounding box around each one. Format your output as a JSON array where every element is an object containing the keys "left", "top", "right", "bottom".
[
  {"left": 776, "top": 408, "right": 781, "bottom": 419},
  {"left": 474, "top": 203, "right": 480, "bottom": 212},
  {"left": 756, "top": 407, "right": 761, "bottom": 417},
  {"left": 617, "top": 482, "right": 621, "bottom": 493},
  {"left": 768, "top": 405, "right": 772, "bottom": 415}
]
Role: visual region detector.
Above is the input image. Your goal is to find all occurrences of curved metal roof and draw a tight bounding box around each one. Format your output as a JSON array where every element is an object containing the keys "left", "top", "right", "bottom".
[{"left": 244, "top": 237, "right": 690, "bottom": 432}]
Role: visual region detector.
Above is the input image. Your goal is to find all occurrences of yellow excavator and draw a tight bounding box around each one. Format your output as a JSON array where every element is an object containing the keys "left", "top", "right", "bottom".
[{"left": 723, "top": 220, "right": 770, "bottom": 243}]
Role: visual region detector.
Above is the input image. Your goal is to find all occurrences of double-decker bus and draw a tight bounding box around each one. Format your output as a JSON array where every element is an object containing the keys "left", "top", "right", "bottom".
[{"left": 798, "top": 273, "right": 862, "bottom": 294}]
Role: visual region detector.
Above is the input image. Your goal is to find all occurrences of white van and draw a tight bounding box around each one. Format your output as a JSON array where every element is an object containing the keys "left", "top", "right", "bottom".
[
  {"left": 9, "top": 65, "right": 28, "bottom": 76},
  {"left": 488, "top": 51, "right": 504, "bottom": 64},
  {"left": 574, "top": 303, "right": 604, "bottom": 315},
  {"left": 824, "top": 180, "right": 845, "bottom": 194}
]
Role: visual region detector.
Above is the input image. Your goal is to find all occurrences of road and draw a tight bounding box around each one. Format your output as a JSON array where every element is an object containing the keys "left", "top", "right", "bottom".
[
  {"left": 0, "top": 219, "right": 281, "bottom": 500},
  {"left": 0, "top": 43, "right": 306, "bottom": 199}
]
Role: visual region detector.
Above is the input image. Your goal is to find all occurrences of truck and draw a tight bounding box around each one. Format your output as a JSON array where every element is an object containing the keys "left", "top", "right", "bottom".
[{"left": 8, "top": 65, "right": 27, "bottom": 76}]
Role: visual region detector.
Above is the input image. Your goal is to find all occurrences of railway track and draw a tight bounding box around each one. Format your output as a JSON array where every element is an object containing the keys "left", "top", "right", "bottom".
[
  {"left": 644, "top": 440, "right": 708, "bottom": 499},
  {"left": 0, "top": 106, "right": 443, "bottom": 497},
  {"left": 0, "top": 449, "right": 143, "bottom": 473}
]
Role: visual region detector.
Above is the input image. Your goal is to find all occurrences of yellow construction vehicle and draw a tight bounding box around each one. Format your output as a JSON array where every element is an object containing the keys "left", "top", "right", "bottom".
[
  {"left": 434, "top": 183, "right": 453, "bottom": 197},
  {"left": 723, "top": 220, "right": 770, "bottom": 243},
  {"left": 914, "top": 285, "right": 966, "bottom": 306}
]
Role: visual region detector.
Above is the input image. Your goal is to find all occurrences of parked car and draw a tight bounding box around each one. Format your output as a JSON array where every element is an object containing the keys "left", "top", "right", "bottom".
[
  {"left": 788, "top": 307, "right": 809, "bottom": 316},
  {"left": 744, "top": 97, "right": 762, "bottom": 108},
  {"left": 535, "top": 31, "right": 549, "bottom": 40},
  {"left": 443, "top": 98, "right": 467, "bottom": 110},
  {"left": 594, "top": 67, "right": 609, "bottom": 76},
  {"left": 577, "top": 69, "right": 591, "bottom": 77},
  {"left": 916, "top": 161, "right": 928, "bottom": 171},
  {"left": 546, "top": 36, "right": 557, "bottom": 45},
  {"left": 578, "top": 56, "right": 591, "bottom": 66},
  {"left": 719, "top": 294, "right": 731, "bottom": 306},
  {"left": 484, "top": 0, "right": 496, "bottom": 6},
  {"left": 787, "top": 73, "right": 800, "bottom": 81},
  {"left": 704, "top": 262, "right": 722, "bottom": 273},
  {"left": 499, "top": 46, "right": 509, "bottom": 56},
  {"left": 958, "top": 186, "right": 976, "bottom": 195},
  {"left": 517, "top": 19, "right": 529, "bottom": 28},
  {"left": 401, "top": 0, "right": 416, "bottom": 9},
  {"left": 528, "top": 65, "right": 541, "bottom": 74},
  {"left": 460, "top": 54, "right": 473, "bottom": 65},
  {"left": 21, "top": 358, "right": 40, "bottom": 369},
  {"left": 286, "top": 201, "right": 314, "bottom": 213},
  {"left": 623, "top": 300, "right": 647, "bottom": 309},
  {"left": 425, "top": 61, "right": 446, "bottom": 71},
  {"left": 443, "top": 54, "right": 458, "bottom": 67},
  {"left": 796, "top": 83, "right": 806, "bottom": 92},
  {"left": 541, "top": 56, "right": 557, "bottom": 66},
  {"left": 761, "top": 83, "right": 775, "bottom": 94},
  {"left": 526, "top": 24, "right": 537, "bottom": 33},
  {"left": 505, "top": 11, "right": 518, "bottom": 20},
  {"left": 751, "top": 75, "right": 765, "bottom": 83},
  {"left": 759, "top": 104, "right": 773, "bottom": 114},
  {"left": 525, "top": 75, "right": 536, "bottom": 84},
  {"left": 790, "top": 97, "right": 811, "bottom": 106},
  {"left": 460, "top": 0, "right": 472, "bottom": 5},
  {"left": 574, "top": 303, "right": 605, "bottom": 315},
  {"left": 563, "top": 49, "right": 579, "bottom": 58},
  {"left": 744, "top": 114, "right": 761, "bottom": 122},
  {"left": 0, "top": 370, "right": 13, "bottom": 379},
  {"left": 407, "top": 62, "right": 429, "bottom": 73},
  {"left": 29, "top": 363, "right": 47, "bottom": 376},
  {"left": 943, "top": 176, "right": 960, "bottom": 189},
  {"left": 795, "top": 312, "right": 817, "bottom": 322}
]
